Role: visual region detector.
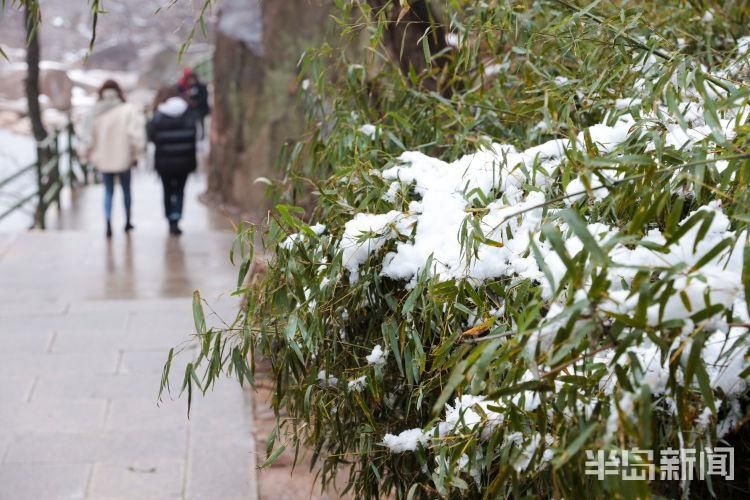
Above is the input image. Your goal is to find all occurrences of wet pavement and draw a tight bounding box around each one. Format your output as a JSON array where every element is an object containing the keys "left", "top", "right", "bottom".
[{"left": 0, "top": 169, "right": 257, "bottom": 499}]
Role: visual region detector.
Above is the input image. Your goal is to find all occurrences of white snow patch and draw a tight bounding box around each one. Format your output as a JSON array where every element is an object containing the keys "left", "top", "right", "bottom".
[
  {"left": 383, "top": 428, "right": 429, "bottom": 452},
  {"left": 366, "top": 345, "right": 387, "bottom": 366},
  {"left": 348, "top": 375, "right": 367, "bottom": 392},
  {"left": 358, "top": 123, "right": 378, "bottom": 139}
]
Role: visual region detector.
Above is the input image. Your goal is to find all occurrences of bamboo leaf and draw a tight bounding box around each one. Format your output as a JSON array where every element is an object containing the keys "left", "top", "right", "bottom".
[
  {"left": 261, "top": 445, "right": 287, "bottom": 468},
  {"left": 192, "top": 291, "right": 206, "bottom": 335},
  {"left": 560, "top": 208, "right": 606, "bottom": 264}
]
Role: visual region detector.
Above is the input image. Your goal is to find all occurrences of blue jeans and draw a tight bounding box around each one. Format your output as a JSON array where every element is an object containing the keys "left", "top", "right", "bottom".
[{"left": 102, "top": 170, "right": 132, "bottom": 221}]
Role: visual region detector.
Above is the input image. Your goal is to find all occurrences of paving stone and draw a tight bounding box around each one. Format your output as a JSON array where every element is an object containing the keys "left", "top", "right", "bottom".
[
  {"left": 186, "top": 440, "right": 256, "bottom": 500},
  {"left": 0, "top": 375, "right": 35, "bottom": 402},
  {"left": 50, "top": 328, "right": 188, "bottom": 354},
  {"left": 3, "top": 432, "right": 101, "bottom": 464},
  {"left": 0, "top": 352, "right": 120, "bottom": 377},
  {"left": 121, "top": 328, "right": 197, "bottom": 352},
  {"left": 127, "top": 310, "right": 196, "bottom": 336},
  {"left": 0, "top": 432, "right": 12, "bottom": 464},
  {"left": 67, "top": 298, "right": 190, "bottom": 315},
  {"left": 94, "top": 430, "right": 189, "bottom": 466},
  {"left": 46, "top": 333, "right": 129, "bottom": 358},
  {"left": 32, "top": 373, "right": 163, "bottom": 401},
  {"left": 0, "top": 329, "right": 54, "bottom": 353},
  {"left": 1, "top": 311, "right": 129, "bottom": 336},
  {"left": 0, "top": 463, "right": 90, "bottom": 500},
  {"left": 118, "top": 349, "right": 195, "bottom": 375},
  {"left": 0, "top": 399, "right": 107, "bottom": 434},
  {"left": 188, "top": 383, "right": 253, "bottom": 437},
  {"left": 185, "top": 381, "right": 256, "bottom": 500},
  {"left": 0, "top": 314, "right": 58, "bottom": 337},
  {"left": 104, "top": 398, "right": 189, "bottom": 433},
  {"left": 88, "top": 460, "right": 184, "bottom": 499},
  {"left": 125, "top": 295, "right": 241, "bottom": 333},
  {"left": 4, "top": 430, "right": 187, "bottom": 465},
  {"left": 87, "top": 496, "right": 180, "bottom": 500},
  {"left": 0, "top": 232, "right": 19, "bottom": 258},
  {"left": 0, "top": 299, "right": 69, "bottom": 317}
]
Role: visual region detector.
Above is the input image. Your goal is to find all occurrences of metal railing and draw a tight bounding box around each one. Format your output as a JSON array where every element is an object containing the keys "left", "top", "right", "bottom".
[{"left": 0, "top": 121, "right": 93, "bottom": 229}]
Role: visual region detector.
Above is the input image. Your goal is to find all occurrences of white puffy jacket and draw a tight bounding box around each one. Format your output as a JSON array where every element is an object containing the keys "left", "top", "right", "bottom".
[{"left": 86, "top": 93, "right": 146, "bottom": 173}]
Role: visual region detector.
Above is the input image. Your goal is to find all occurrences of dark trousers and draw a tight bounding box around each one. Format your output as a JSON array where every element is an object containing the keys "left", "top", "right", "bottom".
[
  {"left": 197, "top": 115, "right": 206, "bottom": 140},
  {"left": 102, "top": 171, "right": 132, "bottom": 221},
  {"left": 159, "top": 172, "right": 188, "bottom": 222}
]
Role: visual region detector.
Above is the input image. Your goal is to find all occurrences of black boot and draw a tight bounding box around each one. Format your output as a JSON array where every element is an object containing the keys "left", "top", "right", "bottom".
[
  {"left": 106, "top": 220, "right": 113, "bottom": 239},
  {"left": 169, "top": 220, "right": 182, "bottom": 236},
  {"left": 124, "top": 208, "right": 134, "bottom": 232}
]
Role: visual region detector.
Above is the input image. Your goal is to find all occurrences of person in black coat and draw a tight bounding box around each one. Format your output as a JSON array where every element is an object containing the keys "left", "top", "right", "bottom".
[
  {"left": 147, "top": 86, "right": 197, "bottom": 235},
  {"left": 179, "top": 70, "right": 210, "bottom": 140}
]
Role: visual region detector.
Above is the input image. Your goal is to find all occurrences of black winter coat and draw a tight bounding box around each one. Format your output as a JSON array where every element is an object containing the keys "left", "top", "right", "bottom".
[
  {"left": 147, "top": 109, "right": 197, "bottom": 177},
  {"left": 187, "top": 83, "right": 210, "bottom": 118}
]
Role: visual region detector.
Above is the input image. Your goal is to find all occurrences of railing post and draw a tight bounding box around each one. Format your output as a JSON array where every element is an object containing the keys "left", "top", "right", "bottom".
[
  {"left": 53, "top": 131, "right": 62, "bottom": 210},
  {"left": 67, "top": 121, "right": 76, "bottom": 187},
  {"left": 35, "top": 144, "right": 45, "bottom": 230}
]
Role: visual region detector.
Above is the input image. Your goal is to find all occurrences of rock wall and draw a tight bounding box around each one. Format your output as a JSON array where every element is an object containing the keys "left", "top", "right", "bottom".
[{"left": 206, "top": 0, "right": 330, "bottom": 219}]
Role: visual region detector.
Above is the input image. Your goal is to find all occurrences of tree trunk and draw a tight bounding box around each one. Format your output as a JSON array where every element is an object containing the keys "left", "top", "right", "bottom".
[
  {"left": 205, "top": 0, "right": 330, "bottom": 219},
  {"left": 366, "top": 0, "right": 449, "bottom": 92},
  {"left": 204, "top": 1, "right": 449, "bottom": 216},
  {"left": 24, "top": 5, "right": 47, "bottom": 142}
]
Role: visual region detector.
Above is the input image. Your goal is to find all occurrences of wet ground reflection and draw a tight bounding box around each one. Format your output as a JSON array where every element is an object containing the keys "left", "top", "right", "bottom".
[{"left": 0, "top": 169, "right": 237, "bottom": 302}]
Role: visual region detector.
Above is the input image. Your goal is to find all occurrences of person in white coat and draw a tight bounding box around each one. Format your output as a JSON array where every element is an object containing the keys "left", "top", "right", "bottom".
[{"left": 83, "top": 80, "right": 146, "bottom": 238}]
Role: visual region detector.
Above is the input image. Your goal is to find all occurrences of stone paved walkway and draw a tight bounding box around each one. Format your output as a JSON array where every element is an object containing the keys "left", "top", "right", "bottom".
[{"left": 0, "top": 170, "right": 257, "bottom": 500}]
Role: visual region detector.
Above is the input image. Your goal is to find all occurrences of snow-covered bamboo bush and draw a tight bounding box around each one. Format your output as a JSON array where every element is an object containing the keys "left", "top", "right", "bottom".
[{"left": 169, "top": 1, "right": 750, "bottom": 498}]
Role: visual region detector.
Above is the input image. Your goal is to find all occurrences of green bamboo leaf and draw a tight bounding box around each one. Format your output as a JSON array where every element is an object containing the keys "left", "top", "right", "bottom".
[
  {"left": 541, "top": 223, "right": 574, "bottom": 293},
  {"left": 406, "top": 483, "right": 420, "bottom": 500},
  {"left": 692, "top": 211, "right": 716, "bottom": 253},
  {"left": 689, "top": 237, "right": 733, "bottom": 272},
  {"left": 384, "top": 321, "right": 404, "bottom": 376},
  {"left": 560, "top": 208, "right": 606, "bottom": 264},
  {"left": 530, "top": 238, "right": 555, "bottom": 291},
  {"left": 432, "top": 360, "right": 467, "bottom": 415},
  {"left": 158, "top": 348, "right": 174, "bottom": 401},
  {"left": 421, "top": 35, "right": 431, "bottom": 67},
  {"left": 640, "top": 384, "right": 652, "bottom": 447},
  {"left": 695, "top": 72, "right": 726, "bottom": 143},
  {"left": 261, "top": 445, "right": 287, "bottom": 468},
  {"left": 664, "top": 196, "right": 685, "bottom": 238},
  {"left": 554, "top": 422, "right": 598, "bottom": 467},
  {"left": 695, "top": 360, "right": 717, "bottom": 414},
  {"left": 685, "top": 330, "right": 706, "bottom": 386},
  {"left": 192, "top": 291, "right": 206, "bottom": 335},
  {"left": 667, "top": 210, "right": 708, "bottom": 246},
  {"left": 488, "top": 380, "right": 551, "bottom": 399}
]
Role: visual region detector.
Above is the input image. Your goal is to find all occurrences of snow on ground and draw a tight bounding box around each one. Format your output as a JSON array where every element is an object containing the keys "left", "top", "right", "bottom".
[
  {"left": 66, "top": 69, "right": 139, "bottom": 92},
  {"left": 0, "top": 128, "right": 36, "bottom": 174},
  {"left": 0, "top": 128, "right": 37, "bottom": 222}
]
